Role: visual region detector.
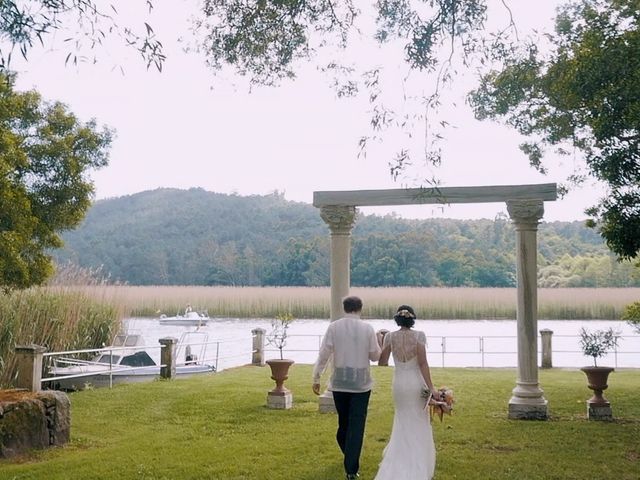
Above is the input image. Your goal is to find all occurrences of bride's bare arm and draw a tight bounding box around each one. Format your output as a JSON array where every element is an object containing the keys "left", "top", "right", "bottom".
[
  {"left": 378, "top": 344, "right": 391, "bottom": 366},
  {"left": 417, "top": 342, "right": 436, "bottom": 393}
]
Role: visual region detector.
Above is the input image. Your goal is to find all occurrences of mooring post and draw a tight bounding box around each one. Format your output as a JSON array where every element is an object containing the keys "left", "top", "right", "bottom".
[
  {"left": 252, "top": 328, "right": 266, "bottom": 366},
  {"left": 14, "top": 345, "right": 47, "bottom": 392},
  {"left": 159, "top": 337, "right": 178, "bottom": 379},
  {"left": 540, "top": 329, "right": 554, "bottom": 369}
]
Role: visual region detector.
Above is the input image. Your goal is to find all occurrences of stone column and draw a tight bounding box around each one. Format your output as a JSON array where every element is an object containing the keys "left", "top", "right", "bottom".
[
  {"left": 15, "top": 345, "right": 47, "bottom": 392},
  {"left": 159, "top": 337, "right": 178, "bottom": 379},
  {"left": 540, "top": 329, "right": 554, "bottom": 369},
  {"left": 320, "top": 205, "right": 357, "bottom": 320},
  {"left": 318, "top": 205, "right": 357, "bottom": 413},
  {"left": 252, "top": 328, "right": 266, "bottom": 366},
  {"left": 506, "top": 200, "right": 548, "bottom": 420}
]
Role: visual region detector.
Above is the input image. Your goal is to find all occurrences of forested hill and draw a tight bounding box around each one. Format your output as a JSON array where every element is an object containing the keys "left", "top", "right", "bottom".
[{"left": 54, "top": 188, "right": 640, "bottom": 287}]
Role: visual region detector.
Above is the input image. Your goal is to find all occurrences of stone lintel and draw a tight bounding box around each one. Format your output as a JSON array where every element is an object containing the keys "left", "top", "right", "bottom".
[{"left": 314, "top": 183, "right": 557, "bottom": 207}]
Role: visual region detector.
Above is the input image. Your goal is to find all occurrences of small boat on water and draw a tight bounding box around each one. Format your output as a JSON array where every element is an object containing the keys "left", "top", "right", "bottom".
[
  {"left": 157, "top": 304, "right": 211, "bottom": 326},
  {"left": 47, "top": 332, "right": 215, "bottom": 391},
  {"left": 158, "top": 310, "right": 211, "bottom": 326}
]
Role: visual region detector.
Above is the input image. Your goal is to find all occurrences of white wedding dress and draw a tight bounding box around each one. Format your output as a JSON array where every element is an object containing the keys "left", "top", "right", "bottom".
[{"left": 374, "top": 329, "right": 436, "bottom": 480}]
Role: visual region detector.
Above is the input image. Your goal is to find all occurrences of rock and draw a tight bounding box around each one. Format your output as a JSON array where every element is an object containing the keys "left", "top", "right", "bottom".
[
  {"left": 0, "top": 397, "right": 48, "bottom": 458},
  {"left": 38, "top": 391, "right": 71, "bottom": 446},
  {"left": 0, "top": 389, "right": 71, "bottom": 458}
]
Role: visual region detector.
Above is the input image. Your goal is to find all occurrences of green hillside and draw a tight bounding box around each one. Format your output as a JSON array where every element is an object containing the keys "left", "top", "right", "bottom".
[{"left": 53, "top": 188, "right": 640, "bottom": 287}]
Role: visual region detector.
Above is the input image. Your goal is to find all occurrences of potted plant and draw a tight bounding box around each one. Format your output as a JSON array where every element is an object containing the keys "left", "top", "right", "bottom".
[
  {"left": 265, "top": 313, "right": 295, "bottom": 400},
  {"left": 579, "top": 327, "right": 619, "bottom": 409}
]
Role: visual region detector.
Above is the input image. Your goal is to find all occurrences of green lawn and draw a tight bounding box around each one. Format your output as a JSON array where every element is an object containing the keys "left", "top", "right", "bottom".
[{"left": 1, "top": 366, "right": 638, "bottom": 480}]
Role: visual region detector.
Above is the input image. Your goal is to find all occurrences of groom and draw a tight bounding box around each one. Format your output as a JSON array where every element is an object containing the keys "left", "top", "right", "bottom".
[{"left": 312, "top": 296, "right": 382, "bottom": 480}]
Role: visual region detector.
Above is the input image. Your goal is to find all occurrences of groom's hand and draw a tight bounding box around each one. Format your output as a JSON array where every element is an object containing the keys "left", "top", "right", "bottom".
[{"left": 312, "top": 383, "right": 321, "bottom": 395}]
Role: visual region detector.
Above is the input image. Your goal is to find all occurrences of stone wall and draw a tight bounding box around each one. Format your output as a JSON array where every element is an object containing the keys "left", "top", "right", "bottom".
[{"left": 0, "top": 390, "right": 70, "bottom": 458}]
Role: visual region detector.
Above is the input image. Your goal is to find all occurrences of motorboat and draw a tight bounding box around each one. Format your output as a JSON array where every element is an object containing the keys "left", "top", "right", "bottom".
[
  {"left": 46, "top": 332, "right": 215, "bottom": 391},
  {"left": 157, "top": 305, "right": 211, "bottom": 326},
  {"left": 157, "top": 310, "right": 211, "bottom": 326}
]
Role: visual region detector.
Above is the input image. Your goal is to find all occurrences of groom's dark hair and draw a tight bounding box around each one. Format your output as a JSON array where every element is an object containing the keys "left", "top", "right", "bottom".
[{"left": 343, "top": 296, "right": 363, "bottom": 313}]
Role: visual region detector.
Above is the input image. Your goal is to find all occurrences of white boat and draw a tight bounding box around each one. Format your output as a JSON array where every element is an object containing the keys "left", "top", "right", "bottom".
[
  {"left": 157, "top": 306, "right": 211, "bottom": 326},
  {"left": 47, "top": 332, "right": 215, "bottom": 391}
]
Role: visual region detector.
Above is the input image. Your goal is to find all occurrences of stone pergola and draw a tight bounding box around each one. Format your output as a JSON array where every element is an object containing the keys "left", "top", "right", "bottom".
[{"left": 314, "top": 183, "right": 557, "bottom": 420}]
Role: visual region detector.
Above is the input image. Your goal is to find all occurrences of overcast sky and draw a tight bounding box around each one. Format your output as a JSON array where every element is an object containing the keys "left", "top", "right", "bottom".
[{"left": 10, "top": 0, "right": 604, "bottom": 222}]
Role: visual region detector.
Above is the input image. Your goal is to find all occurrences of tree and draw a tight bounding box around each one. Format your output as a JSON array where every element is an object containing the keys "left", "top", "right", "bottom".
[
  {"left": 193, "top": 0, "right": 514, "bottom": 169},
  {"left": 0, "top": 71, "right": 112, "bottom": 289},
  {"left": 0, "top": 2, "right": 514, "bottom": 176},
  {"left": 469, "top": 0, "right": 640, "bottom": 259},
  {"left": 266, "top": 238, "right": 319, "bottom": 286},
  {"left": 0, "top": 0, "right": 164, "bottom": 70}
]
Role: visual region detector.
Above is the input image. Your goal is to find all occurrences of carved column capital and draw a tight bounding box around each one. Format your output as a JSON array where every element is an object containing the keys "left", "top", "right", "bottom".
[
  {"left": 506, "top": 200, "right": 544, "bottom": 229},
  {"left": 320, "top": 205, "right": 357, "bottom": 235}
]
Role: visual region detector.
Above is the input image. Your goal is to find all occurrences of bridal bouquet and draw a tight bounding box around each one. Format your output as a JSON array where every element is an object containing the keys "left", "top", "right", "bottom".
[{"left": 422, "top": 386, "right": 455, "bottom": 422}]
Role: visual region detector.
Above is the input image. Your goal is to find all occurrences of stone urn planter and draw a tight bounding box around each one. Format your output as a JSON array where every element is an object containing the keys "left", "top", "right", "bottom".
[
  {"left": 580, "top": 366, "right": 614, "bottom": 405},
  {"left": 266, "top": 359, "right": 295, "bottom": 394},
  {"left": 265, "top": 359, "right": 295, "bottom": 409},
  {"left": 579, "top": 327, "right": 619, "bottom": 420},
  {"left": 264, "top": 313, "right": 295, "bottom": 409}
]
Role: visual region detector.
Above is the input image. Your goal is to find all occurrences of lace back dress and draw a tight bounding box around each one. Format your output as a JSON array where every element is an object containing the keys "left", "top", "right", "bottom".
[{"left": 374, "top": 329, "right": 436, "bottom": 480}]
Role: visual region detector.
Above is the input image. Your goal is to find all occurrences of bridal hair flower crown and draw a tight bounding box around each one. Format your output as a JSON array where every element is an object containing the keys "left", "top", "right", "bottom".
[{"left": 397, "top": 309, "right": 416, "bottom": 319}]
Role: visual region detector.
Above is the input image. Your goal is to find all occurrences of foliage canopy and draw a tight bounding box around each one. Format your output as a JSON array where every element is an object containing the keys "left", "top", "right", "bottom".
[
  {"left": 0, "top": 72, "right": 112, "bottom": 289},
  {"left": 1, "top": 1, "right": 512, "bottom": 172},
  {"left": 0, "top": 0, "right": 165, "bottom": 70},
  {"left": 621, "top": 301, "right": 640, "bottom": 333},
  {"left": 469, "top": 0, "right": 640, "bottom": 259},
  {"left": 195, "top": 0, "right": 491, "bottom": 85}
]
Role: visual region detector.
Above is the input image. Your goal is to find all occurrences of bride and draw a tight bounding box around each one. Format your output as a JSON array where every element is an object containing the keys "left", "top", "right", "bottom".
[{"left": 374, "top": 305, "right": 442, "bottom": 480}]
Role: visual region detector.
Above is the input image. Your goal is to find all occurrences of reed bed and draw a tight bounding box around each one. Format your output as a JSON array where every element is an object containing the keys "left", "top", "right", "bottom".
[
  {"left": 0, "top": 286, "right": 124, "bottom": 387},
  {"left": 68, "top": 286, "right": 640, "bottom": 320}
]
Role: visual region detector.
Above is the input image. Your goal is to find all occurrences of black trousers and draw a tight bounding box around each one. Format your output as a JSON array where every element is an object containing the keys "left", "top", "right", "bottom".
[{"left": 332, "top": 390, "right": 371, "bottom": 476}]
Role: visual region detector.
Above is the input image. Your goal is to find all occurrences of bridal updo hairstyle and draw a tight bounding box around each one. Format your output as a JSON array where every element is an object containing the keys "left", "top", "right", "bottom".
[{"left": 394, "top": 304, "right": 416, "bottom": 328}]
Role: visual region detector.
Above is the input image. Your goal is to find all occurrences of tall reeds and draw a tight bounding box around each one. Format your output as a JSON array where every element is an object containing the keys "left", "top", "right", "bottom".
[
  {"left": 70, "top": 285, "right": 640, "bottom": 321},
  {"left": 0, "top": 264, "right": 125, "bottom": 387}
]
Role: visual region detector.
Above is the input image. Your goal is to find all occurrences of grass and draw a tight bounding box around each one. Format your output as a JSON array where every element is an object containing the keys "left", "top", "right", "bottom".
[
  {"left": 67, "top": 285, "right": 640, "bottom": 320},
  {"left": 1, "top": 366, "right": 638, "bottom": 479}
]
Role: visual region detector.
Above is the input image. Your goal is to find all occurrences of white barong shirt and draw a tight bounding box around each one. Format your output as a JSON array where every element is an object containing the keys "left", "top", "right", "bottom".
[{"left": 312, "top": 313, "right": 381, "bottom": 393}]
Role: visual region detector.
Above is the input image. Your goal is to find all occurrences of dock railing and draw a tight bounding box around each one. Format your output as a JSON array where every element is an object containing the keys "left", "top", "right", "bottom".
[
  {"left": 14, "top": 330, "right": 639, "bottom": 392},
  {"left": 266, "top": 332, "right": 640, "bottom": 369}
]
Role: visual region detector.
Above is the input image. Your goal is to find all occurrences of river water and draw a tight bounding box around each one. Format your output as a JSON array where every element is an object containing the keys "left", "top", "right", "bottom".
[{"left": 123, "top": 318, "right": 639, "bottom": 371}]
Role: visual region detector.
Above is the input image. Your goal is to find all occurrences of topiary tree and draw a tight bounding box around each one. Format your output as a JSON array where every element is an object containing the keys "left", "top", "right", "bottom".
[
  {"left": 266, "top": 312, "right": 294, "bottom": 360},
  {"left": 579, "top": 327, "right": 620, "bottom": 367}
]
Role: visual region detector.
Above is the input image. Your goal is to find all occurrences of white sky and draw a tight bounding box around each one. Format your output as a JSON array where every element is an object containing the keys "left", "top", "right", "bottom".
[{"left": 10, "top": 0, "right": 605, "bottom": 221}]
